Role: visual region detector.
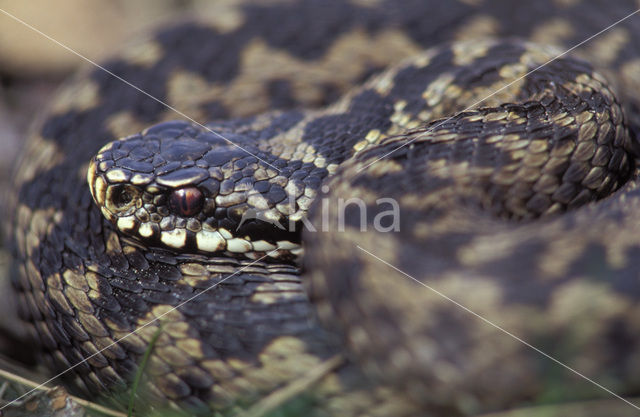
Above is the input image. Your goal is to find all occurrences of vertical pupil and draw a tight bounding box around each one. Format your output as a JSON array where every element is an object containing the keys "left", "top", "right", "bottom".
[{"left": 170, "top": 187, "right": 203, "bottom": 216}]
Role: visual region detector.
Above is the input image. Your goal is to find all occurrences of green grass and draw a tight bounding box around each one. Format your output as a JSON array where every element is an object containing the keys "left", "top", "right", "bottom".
[{"left": 127, "top": 324, "right": 164, "bottom": 417}]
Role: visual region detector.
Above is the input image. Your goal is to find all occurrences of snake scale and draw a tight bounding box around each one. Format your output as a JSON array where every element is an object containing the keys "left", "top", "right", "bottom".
[{"left": 7, "top": 0, "right": 640, "bottom": 415}]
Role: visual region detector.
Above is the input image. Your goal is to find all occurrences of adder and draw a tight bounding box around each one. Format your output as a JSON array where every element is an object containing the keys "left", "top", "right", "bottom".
[{"left": 7, "top": 0, "right": 640, "bottom": 416}]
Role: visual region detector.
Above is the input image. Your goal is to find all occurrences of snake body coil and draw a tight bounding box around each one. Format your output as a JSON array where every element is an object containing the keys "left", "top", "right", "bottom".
[{"left": 8, "top": 1, "right": 640, "bottom": 416}]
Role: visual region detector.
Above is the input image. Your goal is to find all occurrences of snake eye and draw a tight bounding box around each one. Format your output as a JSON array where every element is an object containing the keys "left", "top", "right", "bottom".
[{"left": 169, "top": 187, "right": 203, "bottom": 217}]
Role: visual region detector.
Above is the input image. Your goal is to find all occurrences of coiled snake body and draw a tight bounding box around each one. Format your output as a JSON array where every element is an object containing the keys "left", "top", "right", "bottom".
[{"left": 8, "top": 1, "right": 640, "bottom": 415}]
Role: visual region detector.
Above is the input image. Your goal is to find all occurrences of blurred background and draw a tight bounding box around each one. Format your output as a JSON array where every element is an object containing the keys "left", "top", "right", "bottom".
[{"left": 0, "top": 0, "right": 234, "bottom": 194}]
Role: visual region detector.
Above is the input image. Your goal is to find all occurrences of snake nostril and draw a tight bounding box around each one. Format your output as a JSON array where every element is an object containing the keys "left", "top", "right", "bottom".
[
  {"left": 169, "top": 187, "right": 204, "bottom": 217},
  {"left": 114, "top": 188, "right": 133, "bottom": 209},
  {"left": 106, "top": 184, "right": 140, "bottom": 213}
]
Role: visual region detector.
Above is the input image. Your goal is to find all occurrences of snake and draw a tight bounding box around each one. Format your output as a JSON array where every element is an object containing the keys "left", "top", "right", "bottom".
[{"left": 7, "top": 0, "right": 640, "bottom": 415}]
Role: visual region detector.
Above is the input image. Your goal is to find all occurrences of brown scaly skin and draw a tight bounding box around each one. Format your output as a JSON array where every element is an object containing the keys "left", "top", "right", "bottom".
[{"left": 6, "top": 0, "right": 640, "bottom": 416}]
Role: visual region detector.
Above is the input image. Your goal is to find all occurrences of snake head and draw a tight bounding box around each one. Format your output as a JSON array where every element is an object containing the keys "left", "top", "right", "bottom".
[{"left": 87, "top": 120, "right": 303, "bottom": 260}]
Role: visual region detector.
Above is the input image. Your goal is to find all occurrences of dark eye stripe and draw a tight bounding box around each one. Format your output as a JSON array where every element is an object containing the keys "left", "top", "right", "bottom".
[{"left": 169, "top": 187, "right": 204, "bottom": 216}]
